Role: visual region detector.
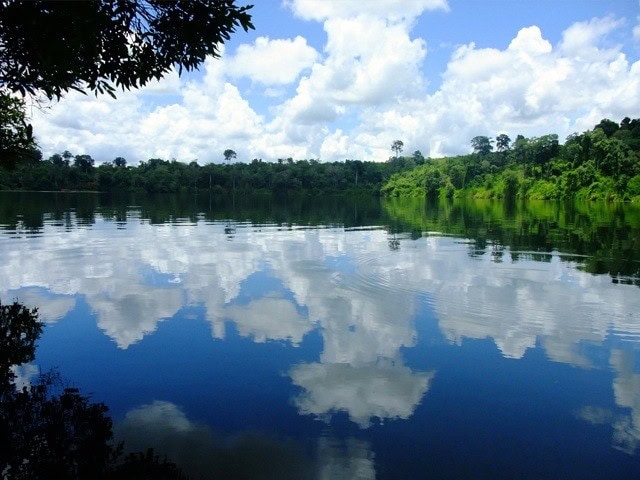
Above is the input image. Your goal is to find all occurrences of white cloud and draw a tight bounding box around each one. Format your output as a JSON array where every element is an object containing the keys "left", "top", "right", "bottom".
[
  {"left": 7, "top": 288, "right": 75, "bottom": 323},
  {"left": 290, "top": 361, "right": 434, "bottom": 428},
  {"left": 29, "top": 2, "right": 640, "bottom": 165},
  {"left": 286, "top": 0, "right": 449, "bottom": 22},
  {"left": 227, "top": 36, "right": 319, "bottom": 85},
  {"left": 559, "top": 16, "right": 624, "bottom": 55},
  {"left": 352, "top": 17, "right": 640, "bottom": 161},
  {"left": 224, "top": 296, "right": 312, "bottom": 345}
]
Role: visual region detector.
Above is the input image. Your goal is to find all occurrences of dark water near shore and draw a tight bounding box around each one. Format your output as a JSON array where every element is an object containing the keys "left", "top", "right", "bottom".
[{"left": 1, "top": 192, "right": 640, "bottom": 479}]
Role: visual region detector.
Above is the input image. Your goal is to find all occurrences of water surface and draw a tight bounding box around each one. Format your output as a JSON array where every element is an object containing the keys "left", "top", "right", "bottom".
[{"left": 1, "top": 192, "right": 640, "bottom": 479}]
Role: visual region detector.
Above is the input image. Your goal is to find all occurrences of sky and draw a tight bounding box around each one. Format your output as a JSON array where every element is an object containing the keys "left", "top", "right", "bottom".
[{"left": 30, "top": 0, "right": 640, "bottom": 164}]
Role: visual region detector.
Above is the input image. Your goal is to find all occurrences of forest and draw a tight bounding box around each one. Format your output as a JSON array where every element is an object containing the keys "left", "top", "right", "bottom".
[
  {"left": 1, "top": 117, "right": 639, "bottom": 201},
  {"left": 382, "top": 117, "right": 640, "bottom": 202}
]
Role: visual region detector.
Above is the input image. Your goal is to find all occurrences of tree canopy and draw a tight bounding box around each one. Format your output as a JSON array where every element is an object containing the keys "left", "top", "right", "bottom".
[
  {"left": 0, "top": 0, "right": 254, "bottom": 100},
  {"left": 0, "top": 92, "right": 36, "bottom": 167},
  {"left": 391, "top": 140, "right": 404, "bottom": 159},
  {"left": 224, "top": 149, "right": 237, "bottom": 163}
]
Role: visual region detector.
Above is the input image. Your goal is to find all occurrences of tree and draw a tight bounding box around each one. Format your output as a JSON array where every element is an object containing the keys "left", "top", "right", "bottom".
[
  {"left": 495, "top": 134, "right": 511, "bottom": 152},
  {"left": 0, "top": 91, "right": 36, "bottom": 167},
  {"left": 594, "top": 118, "right": 619, "bottom": 138},
  {"left": 0, "top": 0, "right": 254, "bottom": 100},
  {"left": 412, "top": 150, "right": 425, "bottom": 165},
  {"left": 113, "top": 157, "right": 127, "bottom": 168},
  {"left": 471, "top": 136, "right": 493, "bottom": 155},
  {"left": 391, "top": 140, "right": 404, "bottom": 159},
  {"left": 73, "top": 154, "right": 95, "bottom": 173},
  {"left": 223, "top": 149, "right": 237, "bottom": 164}
]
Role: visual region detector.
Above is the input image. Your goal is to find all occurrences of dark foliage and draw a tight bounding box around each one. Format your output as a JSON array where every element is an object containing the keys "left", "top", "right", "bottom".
[
  {"left": 0, "top": 300, "right": 42, "bottom": 385},
  {"left": 0, "top": 156, "right": 410, "bottom": 195},
  {"left": 1, "top": 374, "right": 114, "bottom": 479},
  {"left": 0, "top": 92, "right": 37, "bottom": 168},
  {"left": 0, "top": 0, "right": 254, "bottom": 100}
]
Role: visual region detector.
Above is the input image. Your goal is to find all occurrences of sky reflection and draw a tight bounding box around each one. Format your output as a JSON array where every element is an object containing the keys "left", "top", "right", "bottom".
[{"left": 1, "top": 211, "right": 640, "bottom": 454}]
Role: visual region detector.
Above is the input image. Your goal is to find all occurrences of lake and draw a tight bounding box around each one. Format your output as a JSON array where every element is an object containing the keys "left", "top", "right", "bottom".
[{"left": 1, "top": 192, "right": 640, "bottom": 479}]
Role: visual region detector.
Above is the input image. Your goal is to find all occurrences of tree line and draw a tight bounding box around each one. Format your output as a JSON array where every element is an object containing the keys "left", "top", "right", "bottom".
[
  {"left": 382, "top": 117, "right": 640, "bottom": 201},
  {"left": 0, "top": 151, "right": 422, "bottom": 195},
  {"left": 3, "top": 116, "right": 639, "bottom": 200}
]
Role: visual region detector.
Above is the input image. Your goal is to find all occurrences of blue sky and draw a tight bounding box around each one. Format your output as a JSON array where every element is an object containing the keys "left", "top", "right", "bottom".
[{"left": 32, "top": 0, "right": 640, "bottom": 164}]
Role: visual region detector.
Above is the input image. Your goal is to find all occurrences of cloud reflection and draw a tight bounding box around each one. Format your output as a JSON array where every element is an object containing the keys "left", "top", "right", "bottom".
[
  {"left": 290, "top": 360, "right": 434, "bottom": 428},
  {"left": 224, "top": 296, "right": 312, "bottom": 345},
  {"left": 2, "top": 213, "right": 640, "bottom": 431},
  {"left": 115, "top": 400, "right": 376, "bottom": 479}
]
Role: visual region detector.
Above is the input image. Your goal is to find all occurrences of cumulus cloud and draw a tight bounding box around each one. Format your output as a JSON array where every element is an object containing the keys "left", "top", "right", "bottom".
[
  {"left": 28, "top": 2, "right": 640, "bottom": 164},
  {"left": 559, "top": 16, "right": 624, "bottom": 55},
  {"left": 609, "top": 349, "right": 640, "bottom": 453},
  {"left": 116, "top": 401, "right": 378, "bottom": 478},
  {"left": 286, "top": 0, "right": 449, "bottom": 22},
  {"left": 4, "top": 212, "right": 640, "bottom": 363},
  {"left": 5, "top": 206, "right": 640, "bottom": 441},
  {"left": 290, "top": 360, "right": 434, "bottom": 428},
  {"left": 5, "top": 287, "right": 75, "bottom": 323},
  {"left": 384, "top": 19, "right": 639, "bottom": 160},
  {"left": 227, "top": 36, "right": 319, "bottom": 85}
]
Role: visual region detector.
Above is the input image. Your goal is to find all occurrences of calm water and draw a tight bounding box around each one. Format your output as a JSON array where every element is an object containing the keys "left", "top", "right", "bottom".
[{"left": 2, "top": 192, "right": 640, "bottom": 479}]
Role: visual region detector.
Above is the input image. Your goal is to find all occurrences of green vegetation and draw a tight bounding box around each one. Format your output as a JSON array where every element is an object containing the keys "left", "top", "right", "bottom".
[
  {"left": 3, "top": 117, "right": 638, "bottom": 201},
  {"left": 0, "top": 155, "right": 419, "bottom": 195},
  {"left": 382, "top": 118, "right": 640, "bottom": 202}
]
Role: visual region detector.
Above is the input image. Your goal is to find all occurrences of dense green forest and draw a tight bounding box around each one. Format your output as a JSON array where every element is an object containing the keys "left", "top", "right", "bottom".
[
  {"left": 382, "top": 117, "right": 640, "bottom": 202},
  {"left": 1, "top": 117, "right": 639, "bottom": 200},
  {"left": 0, "top": 151, "right": 413, "bottom": 195}
]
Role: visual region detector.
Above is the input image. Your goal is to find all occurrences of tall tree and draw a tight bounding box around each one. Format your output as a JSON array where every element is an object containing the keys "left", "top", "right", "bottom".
[
  {"left": 73, "top": 154, "right": 95, "bottom": 173},
  {"left": 471, "top": 136, "right": 493, "bottom": 155},
  {"left": 113, "top": 156, "right": 127, "bottom": 168},
  {"left": 412, "top": 150, "right": 425, "bottom": 164},
  {"left": 0, "top": 0, "right": 254, "bottom": 100},
  {"left": 495, "top": 134, "right": 511, "bottom": 152},
  {"left": 391, "top": 140, "right": 404, "bottom": 159},
  {"left": 223, "top": 149, "right": 237, "bottom": 164}
]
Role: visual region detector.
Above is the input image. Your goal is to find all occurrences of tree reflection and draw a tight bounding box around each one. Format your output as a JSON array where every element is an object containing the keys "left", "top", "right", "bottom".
[{"left": 0, "top": 300, "right": 186, "bottom": 479}]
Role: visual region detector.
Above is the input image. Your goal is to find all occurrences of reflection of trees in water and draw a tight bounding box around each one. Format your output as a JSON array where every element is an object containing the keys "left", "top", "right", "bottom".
[
  {"left": 0, "top": 191, "right": 384, "bottom": 231},
  {"left": 0, "top": 300, "right": 186, "bottom": 478},
  {"left": 383, "top": 198, "right": 640, "bottom": 284},
  {"left": 5, "top": 192, "right": 637, "bottom": 284}
]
